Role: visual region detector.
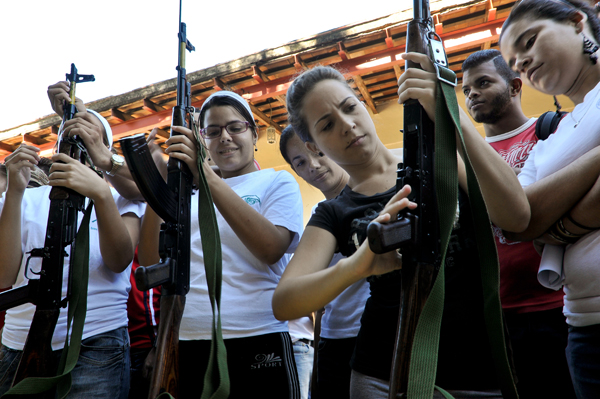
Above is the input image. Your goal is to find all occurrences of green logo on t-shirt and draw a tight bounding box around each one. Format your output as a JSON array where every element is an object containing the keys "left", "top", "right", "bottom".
[{"left": 242, "top": 195, "right": 261, "bottom": 205}]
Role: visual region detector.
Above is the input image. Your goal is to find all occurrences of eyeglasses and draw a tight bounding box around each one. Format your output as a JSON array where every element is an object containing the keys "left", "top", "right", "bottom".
[{"left": 200, "top": 121, "right": 252, "bottom": 139}]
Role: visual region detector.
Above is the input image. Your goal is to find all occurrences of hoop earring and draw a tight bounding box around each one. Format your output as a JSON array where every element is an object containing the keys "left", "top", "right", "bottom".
[{"left": 582, "top": 34, "right": 599, "bottom": 65}]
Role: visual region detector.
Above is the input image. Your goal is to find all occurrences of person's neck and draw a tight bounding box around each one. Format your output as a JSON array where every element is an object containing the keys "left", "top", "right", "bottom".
[
  {"left": 220, "top": 162, "right": 259, "bottom": 179},
  {"left": 565, "top": 61, "right": 600, "bottom": 105},
  {"left": 484, "top": 108, "right": 530, "bottom": 138},
  {"left": 345, "top": 144, "right": 398, "bottom": 195},
  {"left": 322, "top": 173, "right": 349, "bottom": 200}
]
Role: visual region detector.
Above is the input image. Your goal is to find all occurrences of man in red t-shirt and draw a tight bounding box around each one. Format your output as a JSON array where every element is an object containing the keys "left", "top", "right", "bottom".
[{"left": 462, "top": 50, "right": 574, "bottom": 398}]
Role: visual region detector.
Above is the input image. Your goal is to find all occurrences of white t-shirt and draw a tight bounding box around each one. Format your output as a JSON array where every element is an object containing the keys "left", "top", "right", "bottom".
[
  {"left": 519, "top": 80, "right": 600, "bottom": 327},
  {"left": 310, "top": 203, "right": 370, "bottom": 339},
  {"left": 0, "top": 186, "right": 145, "bottom": 350},
  {"left": 288, "top": 317, "right": 314, "bottom": 342},
  {"left": 180, "top": 169, "right": 304, "bottom": 340}
]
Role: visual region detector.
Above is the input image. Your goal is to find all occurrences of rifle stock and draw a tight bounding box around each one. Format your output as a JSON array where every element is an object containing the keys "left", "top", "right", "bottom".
[{"left": 148, "top": 295, "right": 185, "bottom": 398}]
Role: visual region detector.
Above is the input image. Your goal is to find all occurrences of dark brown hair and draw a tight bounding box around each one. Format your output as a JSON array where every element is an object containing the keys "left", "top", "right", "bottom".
[
  {"left": 198, "top": 95, "right": 257, "bottom": 137},
  {"left": 286, "top": 66, "right": 351, "bottom": 143},
  {"left": 462, "top": 49, "right": 519, "bottom": 84},
  {"left": 501, "top": 0, "right": 600, "bottom": 44}
]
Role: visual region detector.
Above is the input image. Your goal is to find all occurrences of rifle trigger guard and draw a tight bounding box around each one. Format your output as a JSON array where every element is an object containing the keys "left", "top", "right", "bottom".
[{"left": 24, "top": 248, "right": 48, "bottom": 279}]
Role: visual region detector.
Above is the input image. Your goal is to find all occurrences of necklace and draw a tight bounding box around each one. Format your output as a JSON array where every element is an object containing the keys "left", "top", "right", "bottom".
[{"left": 572, "top": 88, "right": 600, "bottom": 128}]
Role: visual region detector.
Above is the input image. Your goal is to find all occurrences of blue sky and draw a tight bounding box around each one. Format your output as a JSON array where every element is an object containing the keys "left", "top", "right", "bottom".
[{"left": 0, "top": 0, "right": 411, "bottom": 131}]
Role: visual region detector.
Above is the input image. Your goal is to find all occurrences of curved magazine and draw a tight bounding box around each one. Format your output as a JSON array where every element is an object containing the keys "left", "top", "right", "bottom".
[{"left": 120, "top": 134, "right": 178, "bottom": 223}]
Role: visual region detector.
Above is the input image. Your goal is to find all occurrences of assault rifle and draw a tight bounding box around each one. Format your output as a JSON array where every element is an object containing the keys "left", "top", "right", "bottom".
[
  {"left": 366, "top": 0, "right": 451, "bottom": 396},
  {"left": 0, "top": 63, "right": 94, "bottom": 394},
  {"left": 120, "top": 1, "right": 195, "bottom": 397}
]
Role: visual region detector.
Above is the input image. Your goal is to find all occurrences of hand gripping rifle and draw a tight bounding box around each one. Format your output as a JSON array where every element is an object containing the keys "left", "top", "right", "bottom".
[
  {"left": 0, "top": 64, "right": 95, "bottom": 397},
  {"left": 368, "top": 1, "right": 519, "bottom": 398},
  {"left": 121, "top": 2, "right": 228, "bottom": 398}
]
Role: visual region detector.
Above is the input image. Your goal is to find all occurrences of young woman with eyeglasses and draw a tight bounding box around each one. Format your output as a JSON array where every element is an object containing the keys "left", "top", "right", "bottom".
[{"left": 137, "top": 91, "right": 303, "bottom": 398}]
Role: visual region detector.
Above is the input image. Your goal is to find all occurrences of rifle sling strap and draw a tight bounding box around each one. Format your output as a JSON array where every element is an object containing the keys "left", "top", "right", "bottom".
[
  {"left": 407, "top": 65, "right": 518, "bottom": 399},
  {"left": 196, "top": 146, "right": 230, "bottom": 399},
  {"left": 5, "top": 201, "right": 93, "bottom": 399},
  {"left": 155, "top": 130, "right": 230, "bottom": 399}
]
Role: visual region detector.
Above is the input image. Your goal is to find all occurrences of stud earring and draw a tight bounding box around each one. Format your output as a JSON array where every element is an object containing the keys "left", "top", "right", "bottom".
[{"left": 582, "top": 34, "right": 599, "bottom": 65}]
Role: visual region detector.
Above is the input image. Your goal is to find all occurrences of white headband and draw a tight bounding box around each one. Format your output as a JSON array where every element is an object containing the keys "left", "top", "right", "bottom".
[
  {"left": 87, "top": 109, "right": 113, "bottom": 149},
  {"left": 199, "top": 91, "right": 253, "bottom": 120}
]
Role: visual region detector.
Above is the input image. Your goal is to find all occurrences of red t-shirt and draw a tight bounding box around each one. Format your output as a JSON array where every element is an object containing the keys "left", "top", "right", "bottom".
[
  {"left": 127, "top": 250, "right": 161, "bottom": 349},
  {"left": 486, "top": 119, "right": 564, "bottom": 313}
]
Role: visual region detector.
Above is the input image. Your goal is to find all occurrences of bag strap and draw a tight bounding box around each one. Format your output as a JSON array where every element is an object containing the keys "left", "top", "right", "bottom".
[{"left": 535, "top": 111, "right": 567, "bottom": 141}]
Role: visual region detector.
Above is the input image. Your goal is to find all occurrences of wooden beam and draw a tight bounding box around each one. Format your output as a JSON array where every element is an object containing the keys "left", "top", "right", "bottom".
[
  {"left": 252, "top": 66, "right": 266, "bottom": 83},
  {"left": 353, "top": 75, "right": 378, "bottom": 114},
  {"left": 338, "top": 42, "right": 349, "bottom": 61},
  {"left": 486, "top": 0, "right": 497, "bottom": 21},
  {"left": 0, "top": 142, "right": 15, "bottom": 152},
  {"left": 111, "top": 107, "right": 133, "bottom": 122},
  {"left": 435, "top": 14, "right": 443, "bottom": 35},
  {"left": 385, "top": 29, "right": 394, "bottom": 49},
  {"left": 24, "top": 133, "right": 46, "bottom": 145},
  {"left": 213, "top": 77, "right": 225, "bottom": 91},
  {"left": 249, "top": 104, "right": 282, "bottom": 133},
  {"left": 251, "top": 66, "right": 287, "bottom": 107},
  {"left": 393, "top": 65, "right": 403, "bottom": 81},
  {"left": 294, "top": 55, "right": 308, "bottom": 71},
  {"left": 143, "top": 98, "right": 165, "bottom": 113}
]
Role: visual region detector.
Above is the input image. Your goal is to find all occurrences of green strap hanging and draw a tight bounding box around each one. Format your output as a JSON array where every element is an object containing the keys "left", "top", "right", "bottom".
[
  {"left": 156, "top": 126, "right": 229, "bottom": 399},
  {"left": 195, "top": 133, "right": 229, "bottom": 399},
  {"left": 4, "top": 201, "right": 93, "bottom": 399},
  {"left": 407, "top": 66, "right": 518, "bottom": 399}
]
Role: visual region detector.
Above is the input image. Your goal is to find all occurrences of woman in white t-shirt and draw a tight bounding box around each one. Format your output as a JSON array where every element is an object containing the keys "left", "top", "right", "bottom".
[
  {"left": 138, "top": 91, "right": 304, "bottom": 398},
  {"left": 499, "top": 0, "right": 600, "bottom": 396},
  {"left": 0, "top": 110, "right": 143, "bottom": 399}
]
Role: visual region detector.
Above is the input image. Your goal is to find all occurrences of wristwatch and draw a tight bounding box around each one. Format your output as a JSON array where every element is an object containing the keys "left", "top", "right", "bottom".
[{"left": 106, "top": 153, "right": 125, "bottom": 176}]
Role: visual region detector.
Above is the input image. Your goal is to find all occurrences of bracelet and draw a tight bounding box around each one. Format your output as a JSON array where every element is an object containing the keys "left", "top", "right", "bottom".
[
  {"left": 566, "top": 213, "right": 598, "bottom": 231},
  {"left": 548, "top": 223, "right": 579, "bottom": 245},
  {"left": 556, "top": 218, "right": 584, "bottom": 239}
]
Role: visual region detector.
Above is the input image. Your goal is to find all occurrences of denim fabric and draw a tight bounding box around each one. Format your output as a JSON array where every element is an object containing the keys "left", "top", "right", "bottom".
[
  {"left": 317, "top": 337, "right": 356, "bottom": 399},
  {"left": 566, "top": 324, "right": 600, "bottom": 399},
  {"left": 293, "top": 340, "right": 314, "bottom": 399},
  {"left": 0, "top": 326, "right": 130, "bottom": 399},
  {"left": 128, "top": 347, "right": 151, "bottom": 399},
  {"left": 505, "top": 307, "right": 575, "bottom": 399}
]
